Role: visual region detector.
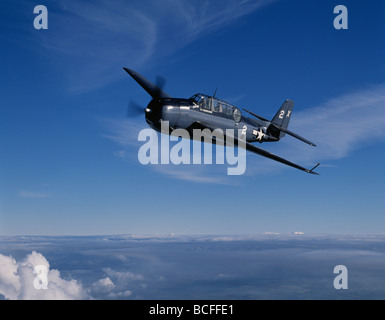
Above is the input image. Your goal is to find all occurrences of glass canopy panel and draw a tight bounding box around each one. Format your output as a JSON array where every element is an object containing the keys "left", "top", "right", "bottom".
[{"left": 190, "top": 93, "right": 242, "bottom": 120}]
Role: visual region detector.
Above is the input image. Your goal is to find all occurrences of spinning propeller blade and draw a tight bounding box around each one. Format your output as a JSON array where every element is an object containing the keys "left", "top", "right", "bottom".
[
  {"left": 123, "top": 68, "right": 171, "bottom": 100},
  {"left": 126, "top": 100, "right": 145, "bottom": 118}
]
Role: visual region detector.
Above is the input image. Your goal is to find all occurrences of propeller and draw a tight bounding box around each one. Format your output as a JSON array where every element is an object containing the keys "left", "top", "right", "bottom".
[
  {"left": 124, "top": 68, "right": 169, "bottom": 118},
  {"left": 123, "top": 68, "right": 171, "bottom": 100},
  {"left": 126, "top": 100, "right": 145, "bottom": 118},
  {"left": 155, "top": 76, "right": 166, "bottom": 96}
]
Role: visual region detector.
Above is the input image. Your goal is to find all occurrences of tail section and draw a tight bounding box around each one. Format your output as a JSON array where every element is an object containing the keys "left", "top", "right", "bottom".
[
  {"left": 242, "top": 98, "right": 317, "bottom": 146},
  {"left": 267, "top": 99, "right": 316, "bottom": 146},
  {"left": 268, "top": 99, "right": 294, "bottom": 139},
  {"left": 271, "top": 99, "right": 294, "bottom": 131}
]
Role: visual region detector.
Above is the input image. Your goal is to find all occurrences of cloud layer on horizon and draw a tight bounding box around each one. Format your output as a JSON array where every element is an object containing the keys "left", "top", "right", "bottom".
[{"left": 1, "top": 234, "right": 385, "bottom": 300}]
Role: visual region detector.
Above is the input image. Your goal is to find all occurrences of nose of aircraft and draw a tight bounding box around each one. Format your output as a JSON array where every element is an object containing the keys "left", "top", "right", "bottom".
[{"left": 145, "top": 99, "right": 164, "bottom": 129}]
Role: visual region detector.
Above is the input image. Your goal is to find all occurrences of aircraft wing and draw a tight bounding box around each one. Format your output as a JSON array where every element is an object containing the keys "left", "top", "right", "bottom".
[
  {"left": 244, "top": 140, "right": 319, "bottom": 175},
  {"left": 188, "top": 121, "right": 319, "bottom": 175},
  {"left": 186, "top": 121, "right": 219, "bottom": 133}
]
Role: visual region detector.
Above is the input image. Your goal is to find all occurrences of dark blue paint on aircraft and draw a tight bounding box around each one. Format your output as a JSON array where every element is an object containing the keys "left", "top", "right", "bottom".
[{"left": 123, "top": 68, "right": 320, "bottom": 175}]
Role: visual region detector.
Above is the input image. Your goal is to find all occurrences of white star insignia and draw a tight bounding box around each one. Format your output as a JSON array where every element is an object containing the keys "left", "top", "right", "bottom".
[{"left": 253, "top": 128, "right": 266, "bottom": 141}]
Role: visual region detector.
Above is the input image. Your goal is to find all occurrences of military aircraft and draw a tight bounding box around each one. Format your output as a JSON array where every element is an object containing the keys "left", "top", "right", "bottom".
[{"left": 123, "top": 67, "right": 320, "bottom": 175}]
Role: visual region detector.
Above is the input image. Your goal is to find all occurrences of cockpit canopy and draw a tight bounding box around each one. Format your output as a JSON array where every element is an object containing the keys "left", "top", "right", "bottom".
[{"left": 189, "top": 93, "right": 242, "bottom": 122}]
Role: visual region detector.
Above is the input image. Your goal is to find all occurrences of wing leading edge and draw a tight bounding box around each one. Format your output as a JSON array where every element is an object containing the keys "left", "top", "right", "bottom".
[
  {"left": 188, "top": 121, "right": 319, "bottom": 175},
  {"left": 245, "top": 142, "right": 319, "bottom": 175}
]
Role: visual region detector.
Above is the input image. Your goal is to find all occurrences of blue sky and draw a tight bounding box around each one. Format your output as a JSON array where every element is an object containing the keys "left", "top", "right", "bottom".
[{"left": 1, "top": 0, "right": 385, "bottom": 236}]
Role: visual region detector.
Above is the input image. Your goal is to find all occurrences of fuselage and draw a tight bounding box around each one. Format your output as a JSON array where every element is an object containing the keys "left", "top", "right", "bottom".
[{"left": 145, "top": 93, "right": 277, "bottom": 143}]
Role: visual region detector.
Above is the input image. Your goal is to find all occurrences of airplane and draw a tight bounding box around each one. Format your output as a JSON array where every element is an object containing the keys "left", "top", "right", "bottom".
[{"left": 123, "top": 67, "right": 320, "bottom": 175}]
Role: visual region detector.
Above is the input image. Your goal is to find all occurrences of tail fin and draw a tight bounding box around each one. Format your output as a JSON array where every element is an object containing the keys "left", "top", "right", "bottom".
[{"left": 268, "top": 99, "right": 294, "bottom": 139}]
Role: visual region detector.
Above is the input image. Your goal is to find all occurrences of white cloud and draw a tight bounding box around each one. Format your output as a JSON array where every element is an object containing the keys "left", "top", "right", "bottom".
[
  {"left": 89, "top": 268, "right": 144, "bottom": 299},
  {"left": 18, "top": 190, "right": 51, "bottom": 199},
  {"left": 103, "top": 268, "right": 144, "bottom": 282},
  {"left": 0, "top": 249, "right": 147, "bottom": 300},
  {"left": 0, "top": 254, "right": 20, "bottom": 299},
  {"left": 101, "top": 117, "right": 235, "bottom": 184},
  {"left": 165, "top": 0, "right": 276, "bottom": 43},
  {"left": 283, "top": 83, "right": 385, "bottom": 163},
  {"left": 106, "top": 290, "right": 133, "bottom": 299},
  {"left": 0, "top": 251, "right": 87, "bottom": 300},
  {"left": 91, "top": 277, "right": 115, "bottom": 295},
  {"left": 101, "top": 118, "right": 145, "bottom": 151},
  {"left": 36, "top": 0, "right": 276, "bottom": 91}
]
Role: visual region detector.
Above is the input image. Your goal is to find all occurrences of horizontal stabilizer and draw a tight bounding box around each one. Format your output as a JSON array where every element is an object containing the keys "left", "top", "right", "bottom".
[
  {"left": 270, "top": 124, "right": 317, "bottom": 146},
  {"left": 242, "top": 108, "right": 269, "bottom": 122}
]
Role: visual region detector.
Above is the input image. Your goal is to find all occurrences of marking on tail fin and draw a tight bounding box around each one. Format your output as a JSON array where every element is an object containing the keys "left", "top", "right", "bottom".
[{"left": 287, "top": 110, "right": 292, "bottom": 118}]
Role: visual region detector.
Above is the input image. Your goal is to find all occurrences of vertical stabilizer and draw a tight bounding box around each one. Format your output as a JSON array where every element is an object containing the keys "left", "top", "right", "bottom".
[{"left": 268, "top": 99, "right": 294, "bottom": 139}]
